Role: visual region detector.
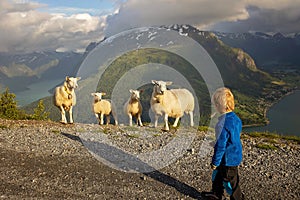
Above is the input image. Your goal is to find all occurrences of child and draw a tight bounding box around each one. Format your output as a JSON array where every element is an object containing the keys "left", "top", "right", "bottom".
[{"left": 202, "top": 87, "right": 244, "bottom": 200}]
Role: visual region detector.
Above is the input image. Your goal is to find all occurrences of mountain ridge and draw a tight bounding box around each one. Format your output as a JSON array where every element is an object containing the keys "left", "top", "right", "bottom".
[
  {"left": 72, "top": 24, "right": 290, "bottom": 126},
  {"left": 214, "top": 31, "right": 300, "bottom": 70},
  {"left": 1, "top": 24, "right": 295, "bottom": 126}
]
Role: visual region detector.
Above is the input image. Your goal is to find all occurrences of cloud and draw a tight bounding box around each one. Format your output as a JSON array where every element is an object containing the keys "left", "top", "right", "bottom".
[
  {"left": 106, "top": 0, "right": 300, "bottom": 36},
  {"left": 0, "top": 0, "right": 106, "bottom": 53},
  {"left": 1, "top": 0, "right": 300, "bottom": 53},
  {"left": 212, "top": 3, "right": 300, "bottom": 33},
  {"left": 105, "top": 0, "right": 250, "bottom": 36},
  {"left": 44, "top": 6, "right": 113, "bottom": 16}
]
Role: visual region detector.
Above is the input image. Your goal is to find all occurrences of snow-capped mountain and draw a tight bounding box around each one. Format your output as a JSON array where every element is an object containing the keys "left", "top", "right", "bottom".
[
  {"left": 0, "top": 24, "right": 295, "bottom": 112},
  {"left": 214, "top": 31, "right": 300, "bottom": 70}
]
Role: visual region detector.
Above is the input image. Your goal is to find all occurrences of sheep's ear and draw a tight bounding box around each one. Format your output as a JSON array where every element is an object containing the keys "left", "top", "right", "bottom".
[
  {"left": 151, "top": 80, "right": 157, "bottom": 85},
  {"left": 77, "top": 77, "right": 81, "bottom": 81},
  {"left": 101, "top": 92, "right": 106, "bottom": 96},
  {"left": 166, "top": 81, "right": 172, "bottom": 86},
  {"left": 129, "top": 89, "right": 133, "bottom": 93},
  {"left": 65, "top": 76, "right": 69, "bottom": 81},
  {"left": 91, "top": 93, "right": 95, "bottom": 96}
]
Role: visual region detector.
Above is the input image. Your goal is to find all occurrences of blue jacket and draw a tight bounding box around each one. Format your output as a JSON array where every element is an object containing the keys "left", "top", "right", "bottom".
[{"left": 212, "top": 112, "right": 242, "bottom": 167}]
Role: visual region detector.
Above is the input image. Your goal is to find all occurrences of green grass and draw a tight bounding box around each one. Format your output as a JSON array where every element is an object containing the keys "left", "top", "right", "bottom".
[
  {"left": 102, "top": 127, "right": 111, "bottom": 134},
  {"left": 256, "top": 143, "right": 278, "bottom": 150},
  {"left": 247, "top": 131, "right": 280, "bottom": 139},
  {"left": 126, "top": 133, "right": 140, "bottom": 138},
  {"left": 51, "top": 129, "right": 60, "bottom": 134},
  {"left": 75, "top": 128, "right": 86, "bottom": 133},
  {"left": 197, "top": 126, "right": 214, "bottom": 132},
  {"left": 247, "top": 131, "right": 300, "bottom": 144},
  {"left": 282, "top": 135, "right": 300, "bottom": 144},
  {"left": 122, "top": 126, "right": 140, "bottom": 132},
  {"left": 0, "top": 124, "right": 8, "bottom": 129}
]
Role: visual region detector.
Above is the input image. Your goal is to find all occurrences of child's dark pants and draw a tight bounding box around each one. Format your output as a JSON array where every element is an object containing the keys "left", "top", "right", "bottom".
[{"left": 212, "top": 166, "right": 243, "bottom": 200}]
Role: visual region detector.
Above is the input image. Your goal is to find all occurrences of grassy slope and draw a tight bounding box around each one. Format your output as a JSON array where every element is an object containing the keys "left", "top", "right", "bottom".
[
  {"left": 186, "top": 28, "right": 293, "bottom": 125},
  {"left": 24, "top": 27, "right": 295, "bottom": 126},
  {"left": 93, "top": 29, "right": 290, "bottom": 126},
  {"left": 96, "top": 48, "right": 211, "bottom": 125}
]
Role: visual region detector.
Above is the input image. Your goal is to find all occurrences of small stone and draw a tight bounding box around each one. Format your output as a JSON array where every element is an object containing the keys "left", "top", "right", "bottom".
[
  {"left": 187, "top": 148, "right": 195, "bottom": 154},
  {"left": 268, "top": 175, "right": 273, "bottom": 179}
]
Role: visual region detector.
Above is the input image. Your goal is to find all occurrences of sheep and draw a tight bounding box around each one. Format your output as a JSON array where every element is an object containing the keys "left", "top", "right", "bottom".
[
  {"left": 53, "top": 76, "right": 81, "bottom": 124},
  {"left": 91, "top": 92, "right": 118, "bottom": 125},
  {"left": 124, "top": 89, "right": 143, "bottom": 126},
  {"left": 150, "top": 80, "right": 194, "bottom": 131}
]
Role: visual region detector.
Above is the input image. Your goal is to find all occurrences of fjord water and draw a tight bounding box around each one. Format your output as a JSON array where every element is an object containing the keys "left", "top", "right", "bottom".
[
  {"left": 15, "top": 79, "right": 62, "bottom": 106},
  {"left": 245, "top": 90, "right": 300, "bottom": 136},
  {"left": 13, "top": 77, "right": 300, "bottom": 137}
]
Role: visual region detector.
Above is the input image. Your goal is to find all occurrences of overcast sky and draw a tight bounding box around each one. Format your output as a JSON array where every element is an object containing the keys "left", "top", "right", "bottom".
[{"left": 1, "top": 0, "right": 300, "bottom": 53}]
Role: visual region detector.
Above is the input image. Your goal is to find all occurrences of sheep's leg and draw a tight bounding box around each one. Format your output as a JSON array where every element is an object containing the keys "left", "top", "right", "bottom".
[
  {"left": 69, "top": 106, "right": 73, "bottom": 124},
  {"left": 173, "top": 117, "right": 180, "bottom": 128},
  {"left": 189, "top": 111, "right": 194, "bottom": 127},
  {"left": 59, "top": 106, "right": 67, "bottom": 124},
  {"left": 100, "top": 113, "right": 104, "bottom": 125},
  {"left": 154, "top": 115, "right": 159, "bottom": 128},
  {"left": 112, "top": 109, "right": 118, "bottom": 125},
  {"left": 138, "top": 114, "right": 143, "bottom": 126},
  {"left": 128, "top": 113, "right": 133, "bottom": 126},
  {"left": 164, "top": 113, "right": 169, "bottom": 131},
  {"left": 95, "top": 114, "right": 100, "bottom": 124},
  {"left": 106, "top": 115, "right": 110, "bottom": 125}
]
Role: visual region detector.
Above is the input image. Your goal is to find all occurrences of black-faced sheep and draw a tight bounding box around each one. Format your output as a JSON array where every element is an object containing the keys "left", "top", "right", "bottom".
[
  {"left": 150, "top": 80, "right": 194, "bottom": 131},
  {"left": 91, "top": 92, "right": 118, "bottom": 125},
  {"left": 53, "top": 76, "right": 81, "bottom": 124},
  {"left": 124, "top": 89, "right": 143, "bottom": 126}
]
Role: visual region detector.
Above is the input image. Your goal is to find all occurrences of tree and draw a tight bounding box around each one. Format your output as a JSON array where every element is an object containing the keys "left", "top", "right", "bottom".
[
  {"left": 31, "top": 100, "right": 50, "bottom": 120},
  {"left": 0, "top": 88, "right": 20, "bottom": 119}
]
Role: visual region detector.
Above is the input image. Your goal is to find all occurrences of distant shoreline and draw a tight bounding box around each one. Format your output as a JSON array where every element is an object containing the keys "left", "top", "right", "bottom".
[
  {"left": 244, "top": 88, "right": 298, "bottom": 129},
  {"left": 244, "top": 88, "right": 299, "bottom": 133}
]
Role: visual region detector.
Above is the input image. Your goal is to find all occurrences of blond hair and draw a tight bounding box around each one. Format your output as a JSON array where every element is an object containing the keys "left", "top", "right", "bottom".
[{"left": 212, "top": 87, "right": 235, "bottom": 114}]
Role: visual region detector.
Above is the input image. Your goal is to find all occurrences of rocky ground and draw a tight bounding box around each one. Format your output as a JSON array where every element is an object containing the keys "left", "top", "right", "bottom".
[{"left": 0, "top": 119, "right": 299, "bottom": 200}]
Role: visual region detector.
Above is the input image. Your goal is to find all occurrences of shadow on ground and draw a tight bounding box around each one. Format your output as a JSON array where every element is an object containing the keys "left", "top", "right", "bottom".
[{"left": 61, "top": 132, "right": 205, "bottom": 199}]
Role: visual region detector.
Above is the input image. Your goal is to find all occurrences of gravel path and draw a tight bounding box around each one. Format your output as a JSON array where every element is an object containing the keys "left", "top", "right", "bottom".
[{"left": 0, "top": 119, "right": 299, "bottom": 199}]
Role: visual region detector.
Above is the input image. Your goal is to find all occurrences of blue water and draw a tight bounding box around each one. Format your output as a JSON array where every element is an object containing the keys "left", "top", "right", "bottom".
[
  {"left": 15, "top": 79, "right": 62, "bottom": 106},
  {"left": 244, "top": 90, "right": 300, "bottom": 136}
]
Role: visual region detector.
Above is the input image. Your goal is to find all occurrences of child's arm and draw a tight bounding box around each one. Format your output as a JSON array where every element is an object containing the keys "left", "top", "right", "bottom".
[{"left": 211, "top": 126, "right": 229, "bottom": 167}]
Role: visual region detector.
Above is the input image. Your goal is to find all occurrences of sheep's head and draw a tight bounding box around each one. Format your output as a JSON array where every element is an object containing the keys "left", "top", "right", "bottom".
[
  {"left": 129, "top": 89, "right": 141, "bottom": 100},
  {"left": 151, "top": 80, "right": 172, "bottom": 95},
  {"left": 91, "top": 92, "right": 106, "bottom": 102},
  {"left": 65, "top": 76, "right": 81, "bottom": 90}
]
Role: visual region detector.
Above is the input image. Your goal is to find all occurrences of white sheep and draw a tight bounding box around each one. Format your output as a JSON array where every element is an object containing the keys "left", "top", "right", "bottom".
[
  {"left": 150, "top": 80, "right": 194, "bottom": 131},
  {"left": 53, "top": 76, "right": 81, "bottom": 124},
  {"left": 124, "top": 89, "right": 143, "bottom": 126},
  {"left": 91, "top": 92, "right": 118, "bottom": 125}
]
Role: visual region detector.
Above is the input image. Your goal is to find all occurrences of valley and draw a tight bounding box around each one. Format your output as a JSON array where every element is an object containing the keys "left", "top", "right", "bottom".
[{"left": 1, "top": 25, "right": 299, "bottom": 130}]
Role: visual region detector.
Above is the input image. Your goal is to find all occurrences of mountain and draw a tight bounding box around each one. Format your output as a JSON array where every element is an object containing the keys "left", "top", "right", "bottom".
[
  {"left": 81, "top": 24, "right": 290, "bottom": 126},
  {"left": 0, "top": 51, "right": 83, "bottom": 92},
  {"left": 11, "top": 25, "right": 294, "bottom": 126},
  {"left": 214, "top": 31, "right": 300, "bottom": 70}
]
